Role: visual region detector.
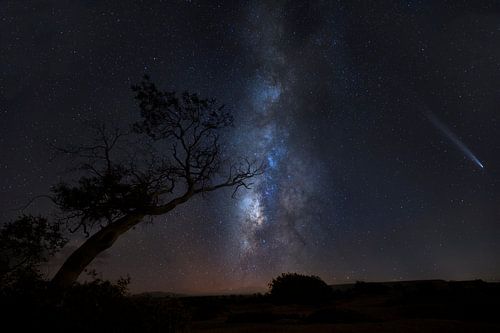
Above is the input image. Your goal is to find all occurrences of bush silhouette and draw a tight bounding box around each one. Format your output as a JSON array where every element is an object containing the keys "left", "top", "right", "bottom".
[
  {"left": 268, "top": 273, "right": 332, "bottom": 304},
  {"left": 1, "top": 275, "right": 191, "bottom": 333},
  {"left": 0, "top": 215, "right": 66, "bottom": 287}
]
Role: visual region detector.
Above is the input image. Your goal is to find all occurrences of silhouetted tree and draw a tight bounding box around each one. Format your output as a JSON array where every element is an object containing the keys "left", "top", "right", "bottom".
[
  {"left": 0, "top": 215, "right": 67, "bottom": 286},
  {"left": 50, "top": 76, "right": 264, "bottom": 289},
  {"left": 268, "top": 273, "right": 332, "bottom": 304}
]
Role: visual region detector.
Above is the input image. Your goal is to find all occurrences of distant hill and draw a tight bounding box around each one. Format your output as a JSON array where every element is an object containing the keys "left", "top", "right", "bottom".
[
  {"left": 134, "top": 280, "right": 500, "bottom": 298},
  {"left": 192, "top": 286, "right": 267, "bottom": 296},
  {"left": 133, "top": 291, "right": 187, "bottom": 298}
]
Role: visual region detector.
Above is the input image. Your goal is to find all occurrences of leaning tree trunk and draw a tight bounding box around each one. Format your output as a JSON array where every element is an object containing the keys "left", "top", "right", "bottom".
[
  {"left": 51, "top": 213, "right": 144, "bottom": 290},
  {"left": 51, "top": 192, "right": 194, "bottom": 291}
]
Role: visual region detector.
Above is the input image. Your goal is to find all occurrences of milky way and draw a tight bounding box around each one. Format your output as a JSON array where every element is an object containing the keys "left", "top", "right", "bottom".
[{"left": 231, "top": 2, "right": 320, "bottom": 282}]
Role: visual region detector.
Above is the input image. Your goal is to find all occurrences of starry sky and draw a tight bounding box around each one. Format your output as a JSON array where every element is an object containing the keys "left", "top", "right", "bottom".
[{"left": 1, "top": 0, "right": 500, "bottom": 294}]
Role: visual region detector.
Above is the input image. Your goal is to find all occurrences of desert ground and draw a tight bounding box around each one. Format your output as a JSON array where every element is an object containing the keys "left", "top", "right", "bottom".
[{"left": 161, "top": 280, "right": 500, "bottom": 333}]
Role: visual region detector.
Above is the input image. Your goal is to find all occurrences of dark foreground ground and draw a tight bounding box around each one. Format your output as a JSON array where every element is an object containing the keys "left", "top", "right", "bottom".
[
  {"left": 170, "top": 280, "right": 500, "bottom": 333},
  {"left": 3, "top": 279, "right": 500, "bottom": 332}
]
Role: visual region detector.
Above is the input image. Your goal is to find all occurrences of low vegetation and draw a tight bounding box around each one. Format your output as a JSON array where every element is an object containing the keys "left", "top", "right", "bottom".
[{"left": 268, "top": 272, "right": 333, "bottom": 304}]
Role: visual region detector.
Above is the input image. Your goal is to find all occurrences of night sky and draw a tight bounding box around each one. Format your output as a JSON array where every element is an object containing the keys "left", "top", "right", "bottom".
[{"left": 1, "top": 1, "right": 500, "bottom": 294}]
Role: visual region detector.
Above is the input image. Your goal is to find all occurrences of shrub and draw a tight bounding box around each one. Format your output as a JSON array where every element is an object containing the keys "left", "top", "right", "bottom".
[
  {"left": 0, "top": 215, "right": 66, "bottom": 287},
  {"left": 268, "top": 273, "right": 332, "bottom": 304},
  {"left": 56, "top": 276, "right": 190, "bottom": 332}
]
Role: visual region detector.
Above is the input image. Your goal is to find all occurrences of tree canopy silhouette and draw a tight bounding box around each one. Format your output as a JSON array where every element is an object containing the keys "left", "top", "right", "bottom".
[
  {"left": 50, "top": 76, "right": 264, "bottom": 289},
  {"left": 0, "top": 215, "right": 67, "bottom": 286},
  {"left": 268, "top": 273, "right": 332, "bottom": 304}
]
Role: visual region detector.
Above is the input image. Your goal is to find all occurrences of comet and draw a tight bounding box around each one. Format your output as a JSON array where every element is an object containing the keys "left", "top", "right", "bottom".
[{"left": 426, "top": 112, "right": 484, "bottom": 170}]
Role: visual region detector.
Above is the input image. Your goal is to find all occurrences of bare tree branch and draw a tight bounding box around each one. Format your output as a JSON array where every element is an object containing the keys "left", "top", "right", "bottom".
[{"left": 49, "top": 75, "right": 265, "bottom": 288}]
